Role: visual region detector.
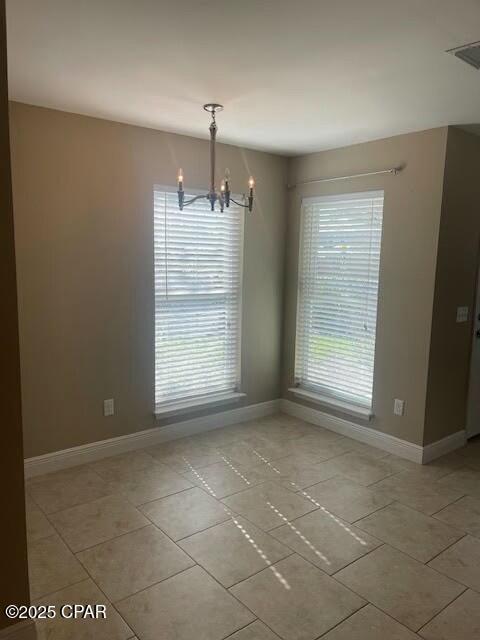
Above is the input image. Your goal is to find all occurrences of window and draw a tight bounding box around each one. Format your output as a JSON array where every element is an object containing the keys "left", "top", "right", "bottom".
[
  {"left": 294, "top": 190, "right": 384, "bottom": 412},
  {"left": 154, "top": 188, "right": 244, "bottom": 412}
]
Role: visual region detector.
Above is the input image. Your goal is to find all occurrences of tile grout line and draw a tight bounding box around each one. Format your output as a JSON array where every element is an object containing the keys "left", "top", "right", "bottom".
[
  {"left": 329, "top": 543, "right": 387, "bottom": 582},
  {"left": 72, "top": 523, "right": 153, "bottom": 555},
  {"left": 159, "top": 512, "right": 234, "bottom": 543},
  {"left": 415, "top": 585, "right": 468, "bottom": 634},
  {"left": 222, "top": 616, "right": 280, "bottom": 640},
  {"left": 350, "top": 500, "right": 396, "bottom": 525},
  {"left": 30, "top": 576, "right": 90, "bottom": 604},
  {"left": 365, "top": 468, "right": 415, "bottom": 489},
  {"left": 222, "top": 549, "right": 296, "bottom": 590},
  {"left": 313, "top": 602, "right": 371, "bottom": 639},
  {"left": 429, "top": 493, "right": 467, "bottom": 517},
  {"left": 133, "top": 482, "right": 199, "bottom": 508},
  {"left": 220, "top": 619, "right": 263, "bottom": 639},
  {"left": 425, "top": 533, "right": 468, "bottom": 565},
  {"left": 113, "top": 564, "right": 199, "bottom": 606},
  {"left": 90, "top": 577, "right": 135, "bottom": 637},
  {"left": 313, "top": 602, "right": 422, "bottom": 639}
]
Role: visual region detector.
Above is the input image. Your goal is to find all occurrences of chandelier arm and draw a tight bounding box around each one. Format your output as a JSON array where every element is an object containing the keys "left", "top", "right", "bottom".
[
  {"left": 230, "top": 196, "right": 254, "bottom": 213},
  {"left": 182, "top": 194, "right": 208, "bottom": 207},
  {"left": 230, "top": 197, "right": 248, "bottom": 208}
]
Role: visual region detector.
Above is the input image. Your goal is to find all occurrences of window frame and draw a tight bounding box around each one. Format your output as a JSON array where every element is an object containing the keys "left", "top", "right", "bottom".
[
  {"left": 291, "top": 189, "right": 384, "bottom": 418},
  {"left": 153, "top": 185, "right": 246, "bottom": 416}
]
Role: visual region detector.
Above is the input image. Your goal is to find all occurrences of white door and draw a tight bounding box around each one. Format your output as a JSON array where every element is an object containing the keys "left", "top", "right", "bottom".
[{"left": 467, "top": 265, "right": 480, "bottom": 438}]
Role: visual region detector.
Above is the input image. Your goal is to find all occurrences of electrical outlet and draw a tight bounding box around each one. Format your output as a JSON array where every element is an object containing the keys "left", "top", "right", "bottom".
[
  {"left": 393, "top": 399, "right": 405, "bottom": 416},
  {"left": 103, "top": 398, "right": 114, "bottom": 417}
]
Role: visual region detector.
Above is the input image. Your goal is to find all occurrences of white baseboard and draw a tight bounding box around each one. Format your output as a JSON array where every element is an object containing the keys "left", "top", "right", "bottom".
[
  {"left": 281, "top": 398, "right": 467, "bottom": 464},
  {"left": 422, "top": 429, "right": 467, "bottom": 464},
  {"left": 24, "top": 399, "right": 280, "bottom": 478},
  {"left": 24, "top": 396, "right": 465, "bottom": 478},
  {"left": 281, "top": 398, "right": 425, "bottom": 462}
]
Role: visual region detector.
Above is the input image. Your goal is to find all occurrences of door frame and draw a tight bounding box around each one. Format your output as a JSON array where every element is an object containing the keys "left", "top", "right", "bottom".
[{"left": 466, "top": 241, "right": 480, "bottom": 439}]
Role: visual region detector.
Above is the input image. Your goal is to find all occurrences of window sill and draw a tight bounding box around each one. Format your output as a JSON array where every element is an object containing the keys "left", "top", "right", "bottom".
[
  {"left": 155, "top": 391, "right": 246, "bottom": 419},
  {"left": 288, "top": 387, "right": 373, "bottom": 421}
]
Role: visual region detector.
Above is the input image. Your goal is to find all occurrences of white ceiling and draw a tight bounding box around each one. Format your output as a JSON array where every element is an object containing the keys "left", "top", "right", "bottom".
[{"left": 6, "top": 0, "right": 480, "bottom": 155}]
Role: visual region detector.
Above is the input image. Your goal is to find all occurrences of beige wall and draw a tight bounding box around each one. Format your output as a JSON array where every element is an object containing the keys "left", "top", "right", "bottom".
[
  {"left": 283, "top": 128, "right": 448, "bottom": 446},
  {"left": 10, "top": 102, "right": 288, "bottom": 458},
  {"left": 424, "top": 127, "right": 480, "bottom": 445},
  {"left": 11, "top": 100, "right": 476, "bottom": 457},
  {"left": 0, "top": 3, "right": 30, "bottom": 628}
]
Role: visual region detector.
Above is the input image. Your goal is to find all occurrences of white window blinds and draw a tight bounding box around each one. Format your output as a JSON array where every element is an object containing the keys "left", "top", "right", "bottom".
[
  {"left": 295, "top": 191, "right": 384, "bottom": 409},
  {"left": 154, "top": 189, "right": 244, "bottom": 409}
]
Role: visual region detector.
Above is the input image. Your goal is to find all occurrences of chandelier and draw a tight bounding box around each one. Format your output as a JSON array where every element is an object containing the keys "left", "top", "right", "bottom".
[{"left": 177, "top": 104, "right": 255, "bottom": 213}]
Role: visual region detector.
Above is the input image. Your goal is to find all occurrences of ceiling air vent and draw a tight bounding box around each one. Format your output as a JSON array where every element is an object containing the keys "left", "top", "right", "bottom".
[{"left": 447, "top": 41, "right": 480, "bottom": 69}]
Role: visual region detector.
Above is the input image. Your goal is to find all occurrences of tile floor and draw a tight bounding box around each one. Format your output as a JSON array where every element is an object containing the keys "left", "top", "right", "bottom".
[{"left": 9, "top": 413, "right": 480, "bottom": 639}]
